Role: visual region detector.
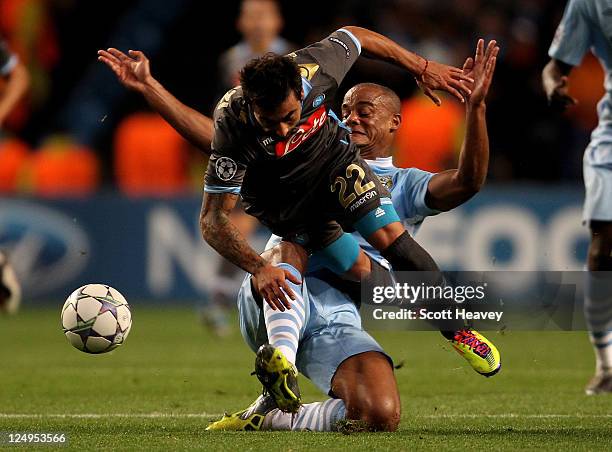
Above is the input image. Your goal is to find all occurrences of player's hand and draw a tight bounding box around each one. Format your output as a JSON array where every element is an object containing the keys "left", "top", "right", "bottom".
[
  {"left": 416, "top": 60, "right": 474, "bottom": 106},
  {"left": 462, "top": 39, "right": 499, "bottom": 107},
  {"left": 252, "top": 264, "right": 302, "bottom": 311},
  {"left": 97, "top": 48, "right": 152, "bottom": 93},
  {"left": 545, "top": 75, "right": 578, "bottom": 111}
]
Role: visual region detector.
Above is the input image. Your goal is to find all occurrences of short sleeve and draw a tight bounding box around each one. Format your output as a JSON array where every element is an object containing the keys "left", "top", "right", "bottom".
[
  {"left": 204, "top": 97, "right": 247, "bottom": 194},
  {"left": 293, "top": 29, "right": 361, "bottom": 88},
  {"left": 396, "top": 168, "right": 440, "bottom": 219},
  {"left": 548, "top": 0, "right": 592, "bottom": 67},
  {"left": 204, "top": 151, "right": 245, "bottom": 194}
]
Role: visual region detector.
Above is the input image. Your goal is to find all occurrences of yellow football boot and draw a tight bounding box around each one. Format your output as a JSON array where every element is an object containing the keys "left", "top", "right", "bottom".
[{"left": 449, "top": 329, "right": 501, "bottom": 377}]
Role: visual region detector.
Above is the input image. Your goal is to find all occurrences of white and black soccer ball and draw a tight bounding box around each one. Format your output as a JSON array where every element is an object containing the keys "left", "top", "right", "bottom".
[{"left": 61, "top": 284, "right": 132, "bottom": 354}]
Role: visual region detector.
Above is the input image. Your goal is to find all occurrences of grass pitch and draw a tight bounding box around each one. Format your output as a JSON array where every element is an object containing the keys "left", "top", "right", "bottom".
[{"left": 0, "top": 307, "right": 610, "bottom": 451}]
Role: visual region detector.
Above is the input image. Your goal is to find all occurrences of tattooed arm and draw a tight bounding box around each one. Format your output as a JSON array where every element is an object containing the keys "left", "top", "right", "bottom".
[
  {"left": 200, "top": 192, "right": 264, "bottom": 273},
  {"left": 199, "top": 192, "right": 301, "bottom": 311}
]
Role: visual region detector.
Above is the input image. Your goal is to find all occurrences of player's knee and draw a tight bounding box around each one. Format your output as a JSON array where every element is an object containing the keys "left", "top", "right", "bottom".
[
  {"left": 347, "top": 395, "right": 401, "bottom": 432},
  {"left": 364, "top": 399, "right": 400, "bottom": 432},
  {"left": 587, "top": 244, "right": 612, "bottom": 271},
  {"left": 261, "top": 242, "right": 308, "bottom": 274},
  {"left": 589, "top": 223, "right": 612, "bottom": 271}
]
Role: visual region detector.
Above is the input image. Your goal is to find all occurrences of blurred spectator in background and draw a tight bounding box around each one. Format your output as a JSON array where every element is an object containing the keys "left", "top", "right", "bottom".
[
  {"left": 0, "top": 250, "right": 21, "bottom": 315},
  {"left": 0, "top": 0, "right": 57, "bottom": 131},
  {"left": 217, "top": 0, "right": 293, "bottom": 95},
  {"left": 0, "top": 36, "right": 30, "bottom": 129},
  {"left": 201, "top": 0, "right": 296, "bottom": 337},
  {"left": 0, "top": 36, "right": 30, "bottom": 194},
  {"left": 0, "top": 36, "right": 26, "bottom": 313},
  {"left": 0, "top": 0, "right": 594, "bottom": 187}
]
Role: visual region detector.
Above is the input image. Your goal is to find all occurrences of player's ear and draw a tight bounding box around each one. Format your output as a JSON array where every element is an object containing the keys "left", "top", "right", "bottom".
[
  {"left": 300, "top": 88, "right": 305, "bottom": 101},
  {"left": 390, "top": 113, "right": 401, "bottom": 132}
]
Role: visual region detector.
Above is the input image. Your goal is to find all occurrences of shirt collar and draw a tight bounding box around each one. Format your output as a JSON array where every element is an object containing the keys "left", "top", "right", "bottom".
[{"left": 365, "top": 156, "right": 394, "bottom": 168}]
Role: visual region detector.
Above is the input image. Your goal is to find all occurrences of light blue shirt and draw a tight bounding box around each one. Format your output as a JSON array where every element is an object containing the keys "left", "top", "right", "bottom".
[{"left": 549, "top": 0, "right": 612, "bottom": 165}]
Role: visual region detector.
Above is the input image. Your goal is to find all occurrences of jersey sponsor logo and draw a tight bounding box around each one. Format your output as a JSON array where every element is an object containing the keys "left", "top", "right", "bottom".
[
  {"left": 313, "top": 94, "right": 326, "bottom": 108},
  {"left": 261, "top": 136, "right": 274, "bottom": 146},
  {"left": 275, "top": 106, "right": 327, "bottom": 157},
  {"left": 329, "top": 36, "right": 351, "bottom": 58},
  {"left": 349, "top": 189, "right": 378, "bottom": 212},
  {"left": 215, "top": 157, "right": 238, "bottom": 181}
]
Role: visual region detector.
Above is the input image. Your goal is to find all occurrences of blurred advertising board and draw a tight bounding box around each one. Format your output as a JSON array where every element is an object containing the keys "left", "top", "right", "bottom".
[{"left": 0, "top": 185, "right": 588, "bottom": 302}]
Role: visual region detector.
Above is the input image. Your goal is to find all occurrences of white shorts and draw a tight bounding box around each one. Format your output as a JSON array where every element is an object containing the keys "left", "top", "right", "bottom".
[{"left": 583, "top": 148, "right": 612, "bottom": 223}]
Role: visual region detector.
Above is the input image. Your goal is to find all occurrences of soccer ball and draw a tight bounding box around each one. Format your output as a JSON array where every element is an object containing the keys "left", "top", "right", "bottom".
[{"left": 61, "top": 284, "right": 132, "bottom": 354}]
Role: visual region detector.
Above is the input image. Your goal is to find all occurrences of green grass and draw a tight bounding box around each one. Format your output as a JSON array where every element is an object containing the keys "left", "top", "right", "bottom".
[{"left": 0, "top": 307, "right": 610, "bottom": 451}]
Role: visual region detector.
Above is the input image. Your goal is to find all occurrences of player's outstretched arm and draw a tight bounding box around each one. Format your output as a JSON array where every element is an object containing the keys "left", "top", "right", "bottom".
[
  {"left": 426, "top": 39, "right": 498, "bottom": 211},
  {"left": 200, "top": 192, "right": 300, "bottom": 311},
  {"left": 97, "top": 48, "right": 214, "bottom": 152},
  {"left": 542, "top": 58, "right": 577, "bottom": 111},
  {"left": 0, "top": 60, "right": 29, "bottom": 126},
  {"left": 342, "top": 26, "right": 473, "bottom": 106}
]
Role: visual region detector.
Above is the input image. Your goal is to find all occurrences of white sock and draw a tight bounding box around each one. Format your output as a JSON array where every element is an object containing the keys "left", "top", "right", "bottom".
[
  {"left": 589, "top": 331, "right": 612, "bottom": 376},
  {"left": 262, "top": 399, "right": 346, "bottom": 431},
  {"left": 263, "top": 264, "right": 305, "bottom": 365},
  {"left": 584, "top": 272, "right": 612, "bottom": 376}
]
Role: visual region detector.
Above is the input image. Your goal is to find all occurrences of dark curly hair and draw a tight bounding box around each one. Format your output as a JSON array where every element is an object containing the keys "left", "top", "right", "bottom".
[{"left": 240, "top": 53, "right": 302, "bottom": 111}]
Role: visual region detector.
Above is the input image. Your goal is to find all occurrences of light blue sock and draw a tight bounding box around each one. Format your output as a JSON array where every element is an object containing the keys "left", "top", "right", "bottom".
[
  {"left": 263, "top": 263, "right": 306, "bottom": 364},
  {"left": 585, "top": 272, "right": 612, "bottom": 375},
  {"left": 262, "top": 399, "right": 346, "bottom": 431}
]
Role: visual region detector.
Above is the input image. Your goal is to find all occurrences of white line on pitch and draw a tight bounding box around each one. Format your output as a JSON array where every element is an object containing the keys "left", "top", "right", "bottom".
[
  {"left": 0, "top": 413, "right": 610, "bottom": 419},
  {"left": 419, "top": 414, "right": 612, "bottom": 419},
  {"left": 0, "top": 413, "right": 223, "bottom": 419}
]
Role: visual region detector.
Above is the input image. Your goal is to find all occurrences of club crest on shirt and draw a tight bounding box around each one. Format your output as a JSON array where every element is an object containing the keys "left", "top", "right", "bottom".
[
  {"left": 377, "top": 175, "right": 393, "bottom": 190},
  {"left": 313, "top": 94, "right": 326, "bottom": 108},
  {"left": 215, "top": 157, "right": 238, "bottom": 181}
]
